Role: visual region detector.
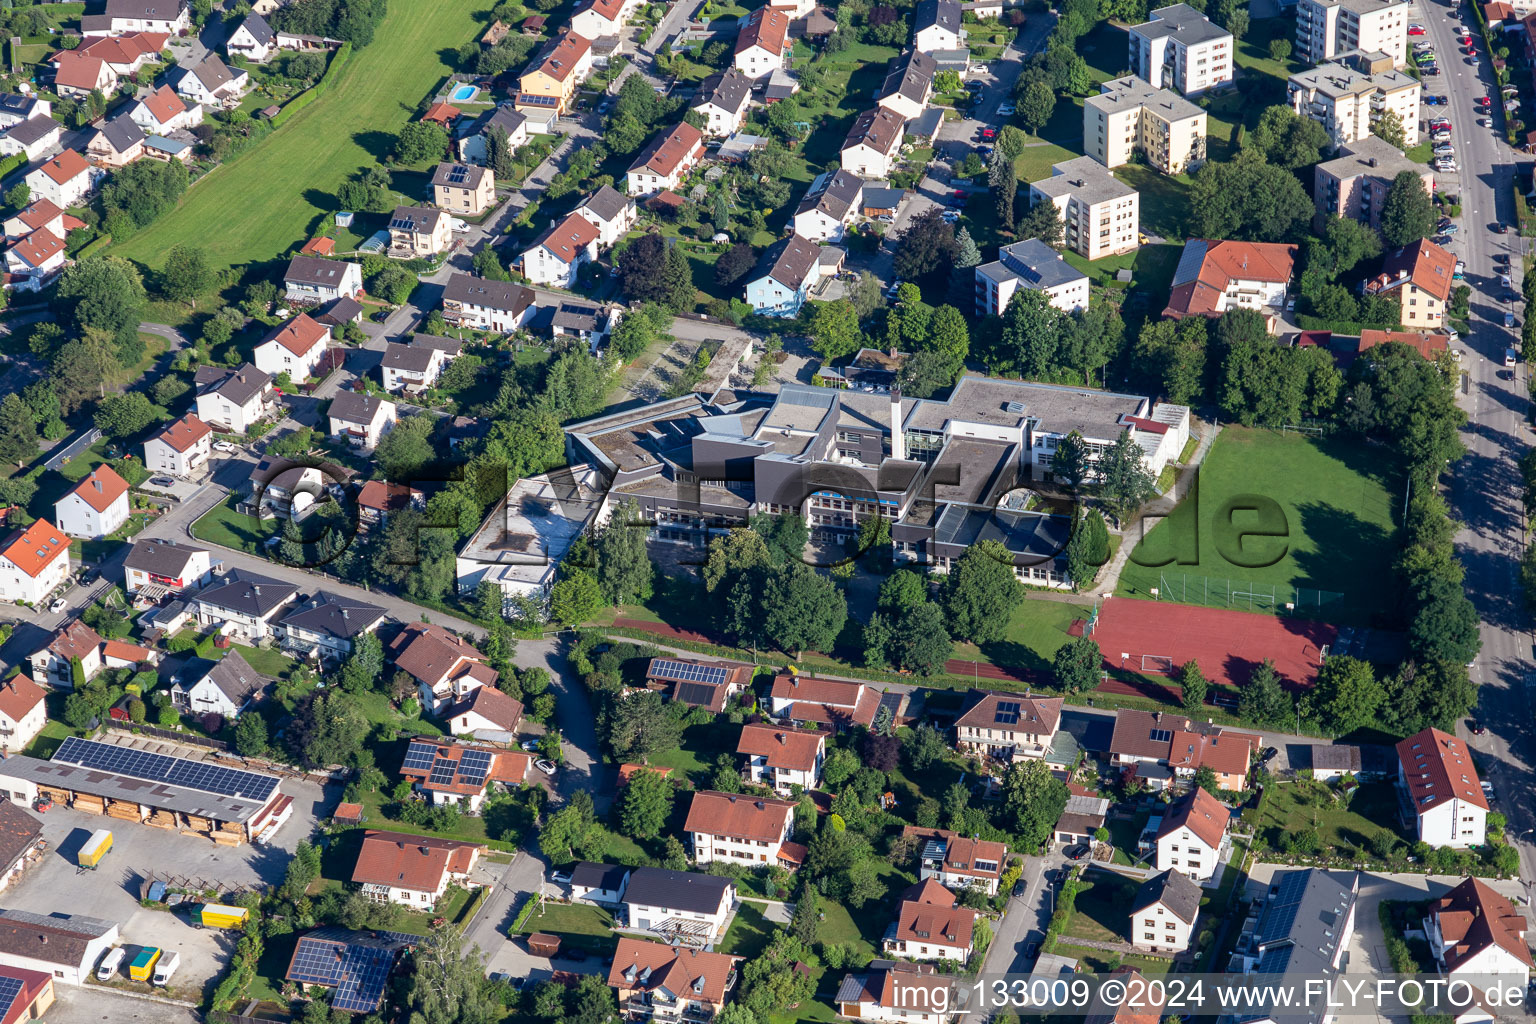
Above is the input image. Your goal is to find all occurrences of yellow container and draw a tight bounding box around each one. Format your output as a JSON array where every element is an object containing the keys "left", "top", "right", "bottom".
[{"left": 78, "top": 829, "right": 113, "bottom": 869}]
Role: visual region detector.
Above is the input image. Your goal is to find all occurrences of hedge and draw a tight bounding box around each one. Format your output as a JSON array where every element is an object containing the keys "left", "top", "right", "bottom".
[
  {"left": 1294, "top": 314, "right": 1404, "bottom": 334},
  {"left": 0, "top": 152, "right": 24, "bottom": 181},
  {"left": 268, "top": 41, "right": 353, "bottom": 128},
  {"left": 76, "top": 233, "right": 113, "bottom": 259}
]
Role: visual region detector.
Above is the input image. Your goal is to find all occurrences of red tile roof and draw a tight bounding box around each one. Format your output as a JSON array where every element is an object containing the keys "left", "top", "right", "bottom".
[
  {"left": 1366, "top": 239, "right": 1456, "bottom": 303},
  {"left": 1166, "top": 720, "right": 1258, "bottom": 779},
  {"left": 1397, "top": 726, "right": 1488, "bottom": 814},
  {"left": 1163, "top": 239, "right": 1298, "bottom": 319},
  {"left": 529, "top": 32, "right": 593, "bottom": 83},
  {"left": 52, "top": 54, "right": 110, "bottom": 91},
  {"left": 0, "top": 674, "right": 44, "bottom": 725},
  {"left": 630, "top": 122, "right": 704, "bottom": 178},
  {"left": 607, "top": 938, "right": 742, "bottom": 1004},
  {"left": 899, "top": 877, "right": 957, "bottom": 906},
  {"left": 576, "top": 0, "right": 629, "bottom": 24},
  {"left": 139, "top": 84, "right": 186, "bottom": 125},
  {"left": 77, "top": 31, "right": 167, "bottom": 65},
  {"left": 954, "top": 692, "right": 1061, "bottom": 734},
  {"left": 449, "top": 685, "right": 524, "bottom": 732},
  {"left": 262, "top": 313, "right": 329, "bottom": 357},
  {"left": 1358, "top": 329, "right": 1450, "bottom": 361},
  {"left": 0, "top": 520, "right": 68, "bottom": 578},
  {"left": 736, "top": 722, "right": 826, "bottom": 771},
  {"left": 534, "top": 211, "right": 599, "bottom": 264},
  {"left": 46, "top": 619, "right": 102, "bottom": 662},
  {"left": 352, "top": 829, "right": 482, "bottom": 892},
  {"left": 1155, "top": 786, "right": 1229, "bottom": 850},
  {"left": 388, "top": 621, "right": 489, "bottom": 686},
  {"left": 300, "top": 237, "right": 336, "bottom": 256},
  {"left": 10, "top": 229, "right": 62, "bottom": 271},
  {"left": 67, "top": 464, "right": 129, "bottom": 513},
  {"left": 900, "top": 827, "right": 1007, "bottom": 879},
  {"left": 891, "top": 900, "right": 976, "bottom": 949},
  {"left": 422, "top": 101, "right": 462, "bottom": 125},
  {"left": 356, "top": 480, "right": 422, "bottom": 514},
  {"left": 684, "top": 790, "right": 795, "bottom": 843},
  {"left": 1431, "top": 877, "right": 1532, "bottom": 972},
  {"left": 37, "top": 149, "right": 90, "bottom": 186},
  {"left": 14, "top": 200, "right": 65, "bottom": 233},
  {"left": 156, "top": 413, "right": 212, "bottom": 453},
  {"left": 736, "top": 6, "right": 790, "bottom": 55}
]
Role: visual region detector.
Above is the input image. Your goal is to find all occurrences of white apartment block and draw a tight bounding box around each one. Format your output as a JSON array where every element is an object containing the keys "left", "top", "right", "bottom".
[
  {"left": 1398, "top": 727, "right": 1488, "bottom": 849},
  {"left": 1288, "top": 58, "right": 1420, "bottom": 148},
  {"left": 1128, "top": 4, "right": 1234, "bottom": 96},
  {"left": 1295, "top": 0, "right": 1408, "bottom": 65},
  {"left": 683, "top": 791, "right": 797, "bottom": 867},
  {"left": 974, "top": 238, "right": 1090, "bottom": 317},
  {"left": 1028, "top": 157, "right": 1140, "bottom": 261},
  {"left": 1085, "top": 77, "right": 1208, "bottom": 175},
  {"left": 1153, "top": 787, "right": 1230, "bottom": 882}
]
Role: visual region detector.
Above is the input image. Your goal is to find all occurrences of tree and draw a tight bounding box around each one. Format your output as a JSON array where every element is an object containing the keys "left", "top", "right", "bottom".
[
  {"left": 741, "top": 933, "right": 816, "bottom": 1017},
  {"left": 990, "top": 288, "right": 1064, "bottom": 379},
  {"left": 592, "top": 501, "right": 652, "bottom": 606},
  {"left": 4, "top": 183, "right": 28, "bottom": 210},
  {"left": 894, "top": 209, "right": 957, "bottom": 281},
  {"left": 1189, "top": 149, "right": 1311, "bottom": 240},
  {"left": 1097, "top": 430, "right": 1157, "bottom": 519},
  {"left": 620, "top": 766, "right": 673, "bottom": 838},
  {"left": 395, "top": 120, "right": 449, "bottom": 164},
  {"left": 1239, "top": 659, "right": 1291, "bottom": 728},
  {"left": 94, "top": 392, "right": 161, "bottom": 439},
  {"left": 56, "top": 257, "right": 146, "bottom": 337},
  {"left": 234, "top": 711, "right": 269, "bottom": 757},
  {"left": 401, "top": 926, "right": 501, "bottom": 1024},
  {"left": 1052, "top": 636, "right": 1101, "bottom": 694},
  {"left": 806, "top": 299, "right": 863, "bottom": 362},
  {"left": 1320, "top": 215, "right": 1383, "bottom": 278},
  {"left": 618, "top": 234, "right": 696, "bottom": 310},
  {"left": 715, "top": 242, "right": 756, "bottom": 288},
  {"left": 549, "top": 568, "right": 603, "bottom": 626},
  {"left": 539, "top": 801, "right": 609, "bottom": 864},
  {"left": 865, "top": 602, "right": 953, "bottom": 675},
  {"left": 1133, "top": 318, "right": 1208, "bottom": 404},
  {"left": 288, "top": 691, "right": 368, "bottom": 769},
  {"left": 941, "top": 539, "right": 1023, "bottom": 644},
  {"left": 878, "top": 570, "right": 929, "bottom": 615},
  {"left": 339, "top": 632, "right": 384, "bottom": 693},
  {"left": 1268, "top": 37, "right": 1291, "bottom": 61},
  {"left": 1372, "top": 109, "right": 1407, "bottom": 149},
  {"left": 1380, "top": 171, "right": 1436, "bottom": 248},
  {"left": 1018, "top": 79, "right": 1055, "bottom": 134},
  {"left": 758, "top": 563, "right": 848, "bottom": 656},
  {"left": 903, "top": 723, "right": 948, "bottom": 770},
  {"left": 1409, "top": 575, "right": 1481, "bottom": 666},
  {"left": 1179, "top": 660, "right": 1208, "bottom": 713},
  {"left": 1193, "top": 765, "right": 1220, "bottom": 795},
  {"left": 789, "top": 880, "right": 820, "bottom": 944},
  {"left": 1066, "top": 509, "right": 1109, "bottom": 592},
  {"left": 1051, "top": 431, "right": 1091, "bottom": 491},
  {"left": 703, "top": 528, "right": 772, "bottom": 593},
  {"left": 608, "top": 689, "right": 683, "bottom": 762},
  {"left": 1001, "top": 759, "right": 1068, "bottom": 850},
  {"left": 1310, "top": 655, "right": 1383, "bottom": 736},
  {"left": 1015, "top": 199, "right": 1063, "bottom": 247},
  {"left": 161, "top": 245, "right": 211, "bottom": 303},
  {"left": 754, "top": 513, "right": 809, "bottom": 566},
  {"left": 0, "top": 395, "right": 38, "bottom": 467},
  {"left": 1226, "top": 5, "right": 1249, "bottom": 39},
  {"left": 1245, "top": 106, "right": 1328, "bottom": 170}
]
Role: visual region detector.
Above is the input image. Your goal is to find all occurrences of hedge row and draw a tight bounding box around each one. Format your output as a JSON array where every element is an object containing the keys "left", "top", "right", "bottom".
[
  {"left": 269, "top": 41, "right": 353, "bottom": 128},
  {"left": 1294, "top": 314, "right": 1404, "bottom": 335}
]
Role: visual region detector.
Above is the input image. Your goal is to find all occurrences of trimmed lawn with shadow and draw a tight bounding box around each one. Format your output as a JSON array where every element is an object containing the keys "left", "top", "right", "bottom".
[{"left": 1063, "top": 867, "right": 1143, "bottom": 945}]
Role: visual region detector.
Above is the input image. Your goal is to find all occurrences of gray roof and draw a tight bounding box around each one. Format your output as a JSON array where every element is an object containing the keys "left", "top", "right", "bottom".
[
  {"left": 579, "top": 184, "right": 632, "bottom": 224},
  {"left": 0, "top": 753, "right": 277, "bottom": 823},
  {"left": 863, "top": 186, "right": 905, "bottom": 210},
  {"left": 903, "top": 374, "right": 1145, "bottom": 438},
  {"left": 908, "top": 107, "right": 945, "bottom": 139},
  {"left": 1087, "top": 76, "right": 1203, "bottom": 120},
  {"left": 197, "top": 648, "right": 274, "bottom": 707},
  {"left": 195, "top": 568, "right": 298, "bottom": 618},
  {"left": 195, "top": 363, "right": 272, "bottom": 405},
  {"left": 1030, "top": 156, "right": 1137, "bottom": 206},
  {"left": 238, "top": 11, "right": 274, "bottom": 44},
  {"left": 1131, "top": 4, "right": 1231, "bottom": 44},
  {"left": 0, "top": 909, "right": 116, "bottom": 968},
  {"left": 914, "top": 0, "right": 963, "bottom": 35},
  {"left": 0, "top": 95, "right": 44, "bottom": 120},
  {"left": 411, "top": 333, "right": 463, "bottom": 357},
  {"left": 796, "top": 169, "right": 863, "bottom": 222},
  {"left": 622, "top": 866, "right": 733, "bottom": 914},
  {"left": 1305, "top": 744, "right": 1362, "bottom": 772},
  {"left": 431, "top": 162, "right": 491, "bottom": 190},
  {"left": 694, "top": 68, "right": 752, "bottom": 113},
  {"left": 278, "top": 590, "right": 386, "bottom": 640},
  {"left": 105, "top": 0, "right": 187, "bottom": 17},
  {"left": 186, "top": 54, "right": 238, "bottom": 92},
  {"left": 442, "top": 272, "right": 533, "bottom": 313},
  {"left": 752, "top": 232, "right": 822, "bottom": 290},
  {"left": 1316, "top": 134, "right": 1421, "bottom": 182},
  {"left": 390, "top": 205, "right": 444, "bottom": 235},
  {"left": 95, "top": 115, "right": 144, "bottom": 154},
  {"left": 6, "top": 114, "right": 61, "bottom": 147},
  {"left": 881, "top": 49, "right": 937, "bottom": 104},
  {"left": 552, "top": 301, "right": 604, "bottom": 332},
  {"left": 316, "top": 295, "right": 363, "bottom": 325},
  {"left": 569, "top": 861, "right": 631, "bottom": 891},
  {"left": 996, "top": 237, "right": 1088, "bottom": 290},
  {"left": 286, "top": 254, "right": 357, "bottom": 287},
  {"left": 124, "top": 539, "right": 207, "bottom": 579},
  {"left": 1251, "top": 869, "right": 1358, "bottom": 977},
  {"left": 481, "top": 105, "right": 526, "bottom": 139},
  {"left": 383, "top": 342, "right": 436, "bottom": 373},
  {"left": 328, "top": 390, "right": 392, "bottom": 425},
  {"left": 1130, "top": 868, "right": 1202, "bottom": 923}
]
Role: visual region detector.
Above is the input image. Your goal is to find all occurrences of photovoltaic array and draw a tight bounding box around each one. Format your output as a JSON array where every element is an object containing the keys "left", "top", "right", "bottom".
[
  {"left": 53, "top": 737, "right": 279, "bottom": 802},
  {"left": 288, "top": 937, "right": 397, "bottom": 1013},
  {"left": 0, "top": 974, "right": 24, "bottom": 1021},
  {"left": 649, "top": 659, "right": 729, "bottom": 686}
]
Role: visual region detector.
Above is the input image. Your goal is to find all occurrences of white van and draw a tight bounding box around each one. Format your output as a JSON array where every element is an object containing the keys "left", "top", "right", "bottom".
[
  {"left": 97, "top": 947, "right": 126, "bottom": 981},
  {"left": 152, "top": 950, "right": 180, "bottom": 986},
  {"left": 1506, "top": 348, "right": 1518, "bottom": 367}
]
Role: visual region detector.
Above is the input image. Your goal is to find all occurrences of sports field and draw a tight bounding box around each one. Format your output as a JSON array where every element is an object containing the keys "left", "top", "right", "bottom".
[
  {"left": 1117, "top": 427, "right": 1397, "bottom": 623},
  {"left": 114, "top": 0, "right": 483, "bottom": 270}
]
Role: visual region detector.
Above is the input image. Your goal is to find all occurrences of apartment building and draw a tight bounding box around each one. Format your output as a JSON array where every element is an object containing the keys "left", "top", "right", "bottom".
[
  {"left": 1313, "top": 134, "right": 1432, "bottom": 229},
  {"left": 1295, "top": 0, "right": 1408, "bottom": 64},
  {"left": 974, "top": 237, "right": 1090, "bottom": 316},
  {"left": 516, "top": 31, "right": 594, "bottom": 115},
  {"left": 432, "top": 162, "right": 496, "bottom": 216},
  {"left": 683, "top": 790, "right": 798, "bottom": 867},
  {"left": 1027, "top": 156, "right": 1140, "bottom": 261},
  {"left": 1162, "top": 238, "right": 1298, "bottom": 327},
  {"left": 1288, "top": 54, "right": 1420, "bottom": 148},
  {"left": 1153, "top": 786, "right": 1231, "bottom": 881},
  {"left": 953, "top": 691, "right": 1063, "bottom": 764},
  {"left": 1084, "top": 77, "right": 1207, "bottom": 175},
  {"left": 1397, "top": 727, "right": 1487, "bottom": 848},
  {"left": 1362, "top": 238, "right": 1455, "bottom": 330},
  {"left": 1128, "top": 4, "right": 1234, "bottom": 95}
]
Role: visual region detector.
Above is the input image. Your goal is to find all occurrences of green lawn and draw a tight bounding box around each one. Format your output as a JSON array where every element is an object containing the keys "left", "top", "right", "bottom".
[
  {"left": 952, "top": 596, "right": 1093, "bottom": 677},
  {"left": 1052, "top": 941, "right": 1170, "bottom": 975},
  {"left": 1243, "top": 780, "right": 1406, "bottom": 855},
  {"left": 190, "top": 494, "right": 276, "bottom": 554},
  {"left": 1062, "top": 868, "right": 1142, "bottom": 945},
  {"left": 647, "top": 719, "right": 741, "bottom": 786},
  {"left": 819, "top": 897, "right": 882, "bottom": 961},
  {"left": 1117, "top": 427, "right": 1399, "bottom": 623},
  {"left": 514, "top": 902, "right": 619, "bottom": 958},
  {"left": 1114, "top": 166, "right": 1193, "bottom": 242},
  {"left": 719, "top": 900, "right": 775, "bottom": 958},
  {"left": 114, "top": 0, "right": 484, "bottom": 270}
]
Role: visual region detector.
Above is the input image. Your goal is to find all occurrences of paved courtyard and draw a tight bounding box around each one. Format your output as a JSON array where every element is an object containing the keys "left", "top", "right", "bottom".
[{"left": 43, "top": 985, "right": 198, "bottom": 1024}]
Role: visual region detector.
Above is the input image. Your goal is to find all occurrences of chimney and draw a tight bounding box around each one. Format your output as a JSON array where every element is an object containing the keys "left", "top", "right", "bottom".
[
  {"left": 777, "top": 732, "right": 786, "bottom": 744},
  {"left": 890, "top": 385, "right": 905, "bottom": 461}
]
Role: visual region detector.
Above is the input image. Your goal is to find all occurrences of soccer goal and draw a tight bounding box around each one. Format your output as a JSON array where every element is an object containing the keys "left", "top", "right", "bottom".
[{"left": 1140, "top": 654, "right": 1175, "bottom": 675}]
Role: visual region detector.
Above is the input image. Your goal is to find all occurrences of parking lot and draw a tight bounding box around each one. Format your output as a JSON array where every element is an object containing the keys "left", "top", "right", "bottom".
[
  {"left": 41, "top": 984, "right": 199, "bottom": 1024},
  {"left": 2, "top": 778, "right": 329, "bottom": 1002}
]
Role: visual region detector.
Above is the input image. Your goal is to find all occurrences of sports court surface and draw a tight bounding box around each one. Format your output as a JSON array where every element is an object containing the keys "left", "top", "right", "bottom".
[{"left": 1091, "top": 597, "right": 1337, "bottom": 690}]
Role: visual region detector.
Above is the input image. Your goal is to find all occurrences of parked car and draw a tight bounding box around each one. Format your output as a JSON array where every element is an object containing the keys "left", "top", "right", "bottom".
[
  {"left": 535, "top": 759, "right": 558, "bottom": 776},
  {"left": 1012, "top": 879, "right": 1027, "bottom": 897},
  {"left": 1422, "top": 66, "right": 1440, "bottom": 75},
  {"left": 1470, "top": 719, "right": 1486, "bottom": 734},
  {"left": 941, "top": 210, "right": 960, "bottom": 223},
  {"left": 1495, "top": 222, "right": 1511, "bottom": 234},
  {"left": 996, "top": 103, "right": 1015, "bottom": 116},
  {"left": 1408, "top": 22, "right": 1426, "bottom": 33},
  {"left": 80, "top": 568, "right": 98, "bottom": 584},
  {"left": 1506, "top": 312, "right": 1517, "bottom": 328},
  {"left": 970, "top": 63, "right": 990, "bottom": 74},
  {"left": 213, "top": 440, "right": 238, "bottom": 453},
  {"left": 48, "top": 598, "right": 66, "bottom": 614},
  {"left": 978, "top": 127, "right": 997, "bottom": 140}
]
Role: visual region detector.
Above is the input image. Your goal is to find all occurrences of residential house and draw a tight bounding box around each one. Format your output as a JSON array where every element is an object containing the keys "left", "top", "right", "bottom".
[
  {"left": 122, "top": 539, "right": 212, "bottom": 596},
  {"left": 276, "top": 591, "right": 387, "bottom": 662},
  {"left": 953, "top": 691, "right": 1063, "bottom": 764},
  {"left": 28, "top": 619, "right": 104, "bottom": 691},
  {"left": 574, "top": 185, "right": 637, "bottom": 246},
  {"left": 254, "top": 313, "right": 331, "bottom": 381},
  {"left": 143, "top": 413, "right": 212, "bottom": 479},
  {"left": 645, "top": 656, "right": 752, "bottom": 713},
  {"left": 735, "top": 7, "right": 792, "bottom": 78},
  {"left": 446, "top": 685, "right": 523, "bottom": 741},
  {"left": 737, "top": 722, "right": 827, "bottom": 793},
  {"left": 516, "top": 32, "right": 594, "bottom": 115},
  {"left": 551, "top": 301, "right": 621, "bottom": 349},
  {"left": 793, "top": 169, "right": 863, "bottom": 243},
  {"left": 0, "top": 910, "right": 119, "bottom": 987},
  {"left": 1295, "top": 0, "right": 1408, "bottom": 65},
  {"left": 1397, "top": 727, "right": 1487, "bottom": 848},
  {"left": 327, "top": 392, "right": 397, "bottom": 450},
  {"left": 1154, "top": 786, "right": 1230, "bottom": 881},
  {"left": 54, "top": 465, "right": 130, "bottom": 540},
  {"left": 355, "top": 480, "right": 424, "bottom": 533},
  {"left": 1288, "top": 54, "right": 1420, "bottom": 148},
  {"left": 128, "top": 84, "right": 201, "bottom": 134},
  {"left": 141, "top": 133, "right": 189, "bottom": 163},
  {"left": 283, "top": 255, "right": 363, "bottom": 304},
  {"left": 877, "top": 50, "right": 936, "bottom": 122},
  {"left": 102, "top": 640, "right": 154, "bottom": 672},
  {"left": 1028, "top": 157, "right": 1140, "bottom": 261},
  {"left": 0, "top": 521, "right": 69, "bottom": 607},
  {"left": 1425, "top": 878, "right": 1533, "bottom": 998},
  {"left": 50, "top": 53, "right": 117, "bottom": 99},
  {"left": 622, "top": 867, "right": 737, "bottom": 944},
  {"left": 626, "top": 122, "right": 706, "bottom": 196},
  {"left": 767, "top": 674, "right": 881, "bottom": 729},
  {"left": 192, "top": 568, "right": 299, "bottom": 640},
  {"left": 744, "top": 232, "right": 823, "bottom": 316},
  {"left": 85, "top": 116, "right": 145, "bottom": 168},
  {"left": 352, "top": 830, "right": 483, "bottom": 910},
  {"left": 246, "top": 455, "right": 356, "bottom": 520},
  {"left": 398, "top": 739, "right": 530, "bottom": 811},
  {"left": 1302, "top": 743, "right": 1364, "bottom": 782},
  {"left": 0, "top": 116, "right": 63, "bottom": 161},
  {"left": 194, "top": 363, "right": 276, "bottom": 433},
  {"left": 0, "top": 676, "right": 46, "bottom": 754},
  {"left": 1084, "top": 77, "right": 1207, "bottom": 175},
  {"left": 1166, "top": 718, "right": 1258, "bottom": 790},
  {"left": 172, "top": 55, "right": 247, "bottom": 107},
  {"left": 1162, "top": 238, "right": 1298, "bottom": 327},
  {"left": 913, "top": 0, "right": 965, "bottom": 51},
  {"left": 173, "top": 648, "right": 274, "bottom": 718},
  {"left": 25, "top": 150, "right": 102, "bottom": 209},
  {"left": 432, "top": 162, "right": 495, "bottom": 216},
  {"left": 902, "top": 827, "right": 1008, "bottom": 896},
  {"left": 569, "top": 862, "right": 631, "bottom": 905},
  {"left": 520, "top": 211, "right": 600, "bottom": 287},
  {"left": 280, "top": 930, "right": 404, "bottom": 1015},
  {"left": 691, "top": 69, "right": 753, "bottom": 136},
  {"left": 381, "top": 343, "right": 446, "bottom": 395},
  {"left": 607, "top": 938, "right": 742, "bottom": 1021},
  {"left": 457, "top": 105, "right": 528, "bottom": 165},
  {"left": 227, "top": 12, "right": 275, "bottom": 61},
  {"left": 442, "top": 273, "right": 535, "bottom": 332},
  {"left": 388, "top": 621, "right": 498, "bottom": 716},
  {"left": 68, "top": 31, "right": 167, "bottom": 77},
  {"left": 684, "top": 790, "right": 798, "bottom": 867},
  {"left": 1128, "top": 4, "right": 1233, "bottom": 95},
  {"left": 975, "top": 237, "right": 1090, "bottom": 316},
  {"left": 1230, "top": 869, "right": 1359, "bottom": 1015},
  {"left": 1363, "top": 238, "right": 1455, "bottom": 330},
  {"left": 840, "top": 108, "right": 906, "bottom": 179},
  {"left": 81, "top": 0, "right": 189, "bottom": 37},
  {"left": 0, "top": 95, "right": 49, "bottom": 131},
  {"left": 273, "top": 30, "right": 346, "bottom": 53},
  {"left": 571, "top": 0, "right": 641, "bottom": 40},
  {"left": 883, "top": 879, "right": 977, "bottom": 963},
  {"left": 4, "top": 229, "right": 65, "bottom": 291},
  {"left": 1129, "top": 869, "right": 1201, "bottom": 954},
  {"left": 835, "top": 961, "right": 958, "bottom": 1024},
  {"left": 2, "top": 200, "right": 82, "bottom": 244},
  {"left": 388, "top": 205, "right": 453, "bottom": 257}
]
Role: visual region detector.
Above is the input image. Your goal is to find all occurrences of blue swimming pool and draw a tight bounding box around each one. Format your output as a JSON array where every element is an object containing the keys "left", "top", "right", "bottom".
[{"left": 450, "top": 84, "right": 479, "bottom": 102}]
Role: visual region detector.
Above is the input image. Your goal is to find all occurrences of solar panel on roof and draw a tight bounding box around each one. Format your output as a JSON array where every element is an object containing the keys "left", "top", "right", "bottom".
[
  {"left": 54, "top": 736, "right": 279, "bottom": 802},
  {"left": 994, "top": 700, "right": 1021, "bottom": 725},
  {"left": 0, "top": 974, "right": 23, "bottom": 1021},
  {"left": 674, "top": 681, "right": 718, "bottom": 707},
  {"left": 651, "top": 659, "right": 729, "bottom": 686},
  {"left": 428, "top": 762, "right": 457, "bottom": 787},
  {"left": 1149, "top": 728, "right": 1173, "bottom": 743},
  {"left": 458, "top": 750, "right": 493, "bottom": 786},
  {"left": 401, "top": 742, "right": 437, "bottom": 772},
  {"left": 288, "top": 937, "right": 397, "bottom": 1013}
]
